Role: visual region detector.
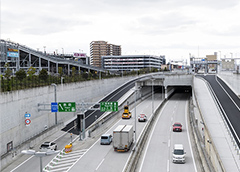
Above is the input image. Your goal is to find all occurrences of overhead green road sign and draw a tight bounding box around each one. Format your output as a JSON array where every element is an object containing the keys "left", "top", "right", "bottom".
[
  {"left": 100, "top": 102, "right": 118, "bottom": 112},
  {"left": 58, "top": 102, "right": 76, "bottom": 112}
]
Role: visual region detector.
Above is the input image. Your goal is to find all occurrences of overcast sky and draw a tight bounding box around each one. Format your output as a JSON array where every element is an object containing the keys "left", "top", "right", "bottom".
[{"left": 1, "top": 0, "right": 240, "bottom": 62}]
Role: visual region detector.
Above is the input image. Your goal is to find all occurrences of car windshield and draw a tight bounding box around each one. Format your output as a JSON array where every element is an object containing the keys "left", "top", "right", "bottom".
[
  {"left": 41, "top": 144, "right": 49, "bottom": 148},
  {"left": 123, "top": 113, "right": 128, "bottom": 115},
  {"left": 101, "top": 136, "right": 108, "bottom": 139},
  {"left": 174, "top": 149, "right": 184, "bottom": 155},
  {"left": 174, "top": 124, "right": 181, "bottom": 127}
]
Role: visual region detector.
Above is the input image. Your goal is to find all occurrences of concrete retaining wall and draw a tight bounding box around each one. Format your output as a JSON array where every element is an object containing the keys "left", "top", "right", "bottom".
[
  {"left": 218, "top": 71, "right": 240, "bottom": 96},
  {"left": 0, "top": 76, "right": 136, "bottom": 159}
]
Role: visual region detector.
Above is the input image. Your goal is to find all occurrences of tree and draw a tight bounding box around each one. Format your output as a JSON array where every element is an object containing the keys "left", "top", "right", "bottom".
[
  {"left": 39, "top": 69, "right": 48, "bottom": 81},
  {"left": 27, "top": 66, "right": 36, "bottom": 77},
  {"left": 15, "top": 69, "right": 27, "bottom": 81},
  {"left": 4, "top": 63, "right": 12, "bottom": 80},
  {"left": 71, "top": 67, "right": 76, "bottom": 77},
  {"left": 58, "top": 67, "right": 63, "bottom": 76}
]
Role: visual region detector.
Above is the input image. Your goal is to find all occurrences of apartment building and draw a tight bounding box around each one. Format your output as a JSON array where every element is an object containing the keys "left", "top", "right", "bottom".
[{"left": 90, "top": 41, "right": 121, "bottom": 68}]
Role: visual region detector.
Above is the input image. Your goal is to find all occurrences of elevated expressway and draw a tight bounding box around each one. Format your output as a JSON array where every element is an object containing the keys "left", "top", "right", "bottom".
[
  {"left": 0, "top": 39, "right": 104, "bottom": 75},
  {"left": 8, "top": 73, "right": 240, "bottom": 172}
]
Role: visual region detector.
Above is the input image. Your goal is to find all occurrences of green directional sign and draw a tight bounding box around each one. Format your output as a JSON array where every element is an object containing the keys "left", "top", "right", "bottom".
[
  {"left": 58, "top": 102, "right": 76, "bottom": 112},
  {"left": 100, "top": 102, "right": 118, "bottom": 112}
]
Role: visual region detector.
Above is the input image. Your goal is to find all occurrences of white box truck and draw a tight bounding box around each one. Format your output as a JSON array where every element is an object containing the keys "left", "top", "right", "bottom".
[{"left": 113, "top": 125, "right": 134, "bottom": 152}]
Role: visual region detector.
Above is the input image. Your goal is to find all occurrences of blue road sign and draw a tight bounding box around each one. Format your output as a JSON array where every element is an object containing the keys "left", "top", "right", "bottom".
[
  {"left": 51, "top": 102, "right": 58, "bottom": 112},
  {"left": 25, "top": 113, "right": 31, "bottom": 118}
]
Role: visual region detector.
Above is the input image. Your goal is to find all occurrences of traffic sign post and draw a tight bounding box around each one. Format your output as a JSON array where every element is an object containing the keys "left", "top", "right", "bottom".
[
  {"left": 25, "top": 119, "right": 31, "bottom": 126},
  {"left": 25, "top": 113, "right": 31, "bottom": 118},
  {"left": 100, "top": 102, "right": 118, "bottom": 112},
  {"left": 58, "top": 102, "right": 76, "bottom": 112},
  {"left": 51, "top": 102, "right": 58, "bottom": 112},
  {"left": 25, "top": 112, "right": 31, "bottom": 126}
]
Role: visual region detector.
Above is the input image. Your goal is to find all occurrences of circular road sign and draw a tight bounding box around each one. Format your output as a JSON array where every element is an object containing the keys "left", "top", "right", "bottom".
[{"left": 25, "top": 119, "right": 31, "bottom": 125}]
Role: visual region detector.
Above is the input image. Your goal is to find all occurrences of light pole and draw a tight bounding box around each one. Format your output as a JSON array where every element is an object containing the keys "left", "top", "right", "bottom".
[
  {"left": 133, "top": 86, "right": 140, "bottom": 144},
  {"left": 230, "top": 52, "right": 233, "bottom": 58},
  {"left": 151, "top": 78, "right": 155, "bottom": 116},
  {"left": 162, "top": 85, "right": 164, "bottom": 100},
  {"left": 134, "top": 89, "right": 137, "bottom": 144},
  {"left": 51, "top": 84, "right": 57, "bottom": 125},
  {"left": 43, "top": 46, "right": 46, "bottom": 54},
  {"left": 21, "top": 149, "right": 60, "bottom": 172},
  {"left": 218, "top": 51, "right": 221, "bottom": 60}
]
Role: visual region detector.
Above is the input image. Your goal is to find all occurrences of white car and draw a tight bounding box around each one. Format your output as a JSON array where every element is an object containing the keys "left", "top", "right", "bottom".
[
  {"left": 172, "top": 144, "right": 186, "bottom": 163},
  {"left": 40, "top": 141, "right": 57, "bottom": 151},
  {"left": 138, "top": 114, "right": 147, "bottom": 122}
]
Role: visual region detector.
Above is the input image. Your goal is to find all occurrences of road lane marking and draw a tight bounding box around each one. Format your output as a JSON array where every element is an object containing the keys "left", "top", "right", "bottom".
[
  {"left": 167, "top": 159, "right": 170, "bottom": 172},
  {"left": 168, "top": 139, "right": 170, "bottom": 147},
  {"left": 96, "top": 158, "right": 105, "bottom": 171},
  {"left": 67, "top": 117, "right": 123, "bottom": 172},
  {"left": 10, "top": 156, "right": 34, "bottom": 172},
  {"left": 138, "top": 102, "right": 168, "bottom": 172},
  {"left": 185, "top": 102, "right": 197, "bottom": 172}
]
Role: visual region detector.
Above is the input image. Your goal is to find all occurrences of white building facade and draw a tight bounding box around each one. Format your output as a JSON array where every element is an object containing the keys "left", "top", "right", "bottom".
[{"left": 102, "top": 55, "right": 164, "bottom": 71}]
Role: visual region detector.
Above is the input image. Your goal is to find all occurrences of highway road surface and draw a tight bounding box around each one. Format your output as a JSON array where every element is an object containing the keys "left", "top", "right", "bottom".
[
  {"left": 10, "top": 129, "right": 78, "bottom": 172},
  {"left": 137, "top": 93, "right": 197, "bottom": 172},
  {"left": 67, "top": 93, "right": 163, "bottom": 172}
]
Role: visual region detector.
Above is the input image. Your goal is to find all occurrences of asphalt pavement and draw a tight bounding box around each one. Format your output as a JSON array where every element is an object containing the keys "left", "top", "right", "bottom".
[{"left": 194, "top": 76, "right": 240, "bottom": 172}]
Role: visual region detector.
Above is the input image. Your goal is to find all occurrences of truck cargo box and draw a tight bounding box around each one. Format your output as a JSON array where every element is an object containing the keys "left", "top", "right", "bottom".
[{"left": 113, "top": 125, "right": 133, "bottom": 152}]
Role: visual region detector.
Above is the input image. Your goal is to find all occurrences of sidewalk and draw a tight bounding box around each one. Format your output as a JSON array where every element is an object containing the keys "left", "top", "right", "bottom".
[{"left": 194, "top": 77, "right": 240, "bottom": 172}]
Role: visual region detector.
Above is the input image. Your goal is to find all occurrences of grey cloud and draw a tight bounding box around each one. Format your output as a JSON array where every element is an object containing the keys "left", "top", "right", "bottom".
[
  {"left": 207, "top": 25, "right": 240, "bottom": 37},
  {"left": 98, "top": 0, "right": 239, "bottom": 10},
  {"left": 131, "top": 13, "right": 197, "bottom": 35},
  {"left": 2, "top": 9, "right": 91, "bottom": 35}
]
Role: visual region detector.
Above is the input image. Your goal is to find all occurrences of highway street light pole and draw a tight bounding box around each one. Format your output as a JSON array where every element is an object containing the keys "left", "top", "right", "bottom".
[
  {"left": 133, "top": 86, "right": 140, "bottom": 144},
  {"left": 51, "top": 84, "right": 57, "bottom": 125},
  {"left": 134, "top": 89, "right": 137, "bottom": 144},
  {"left": 21, "top": 149, "right": 60, "bottom": 172},
  {"left": 151, "top": 78, "right": 155, "bottom": 116}
]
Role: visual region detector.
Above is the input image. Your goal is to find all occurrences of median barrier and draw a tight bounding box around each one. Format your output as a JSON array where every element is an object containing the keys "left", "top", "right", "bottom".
[{"left": 123, "top": 99, "right": 166, "bottom": 172}]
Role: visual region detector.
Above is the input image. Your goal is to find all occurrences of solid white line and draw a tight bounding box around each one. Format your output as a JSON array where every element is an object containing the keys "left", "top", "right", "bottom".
[
  {"left": 138, "top": 102, "right": 168, "bottom": 172},
  {"left": 185, "top": 102, "right": 198, "bottom": 172},
  {"left": 11, "top": 124, "right": 77, "bottom": 171},
  {"left": 167, "top": 159, "right": 170, "bottom": 172},
  {"left": 10, "top": 156, "right": 34, "bottom": 172},
  {"left": 95, "top": 158, "right": 105, "bottom": 171},
  {"left": 168, "top": 139, "right": 170, "bottom": 148},
  {"left": 216, "top": 76, "right": 240, "bottom": 112},
  {"left": 66, "top": 117, "right": 123, "bottom": 172}
]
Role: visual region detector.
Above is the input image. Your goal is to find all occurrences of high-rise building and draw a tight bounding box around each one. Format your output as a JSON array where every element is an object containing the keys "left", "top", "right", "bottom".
[
  {"left": 107, "top": 44, "right": 121, "bottom": 56},
  {"left": 90, "top": 41, "right": 121, "bottom": 68}
]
